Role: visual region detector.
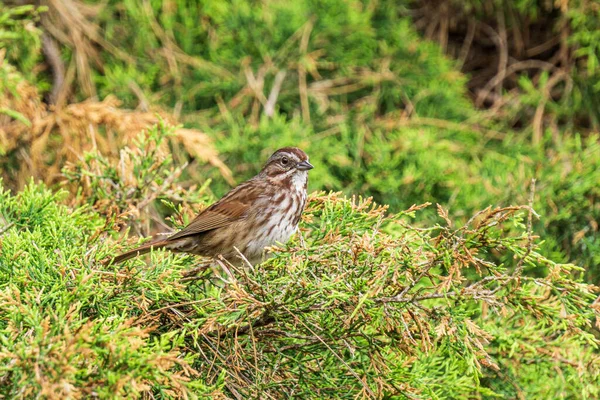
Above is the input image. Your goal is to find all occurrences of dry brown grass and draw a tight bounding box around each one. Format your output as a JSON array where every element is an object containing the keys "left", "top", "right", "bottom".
[{"left": 0, "top": 77, "right": 232, "bottom": 191}]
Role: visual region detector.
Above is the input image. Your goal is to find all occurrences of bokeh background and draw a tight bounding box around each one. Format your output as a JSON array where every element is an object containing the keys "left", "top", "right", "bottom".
[{"left": 2, "top": 2, "right": 599, "bottom": 290}]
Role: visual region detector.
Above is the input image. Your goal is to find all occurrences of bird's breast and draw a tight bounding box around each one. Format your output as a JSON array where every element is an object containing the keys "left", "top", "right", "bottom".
[{"left": 241, "top": 188, "right": 306, "bottom": 259}]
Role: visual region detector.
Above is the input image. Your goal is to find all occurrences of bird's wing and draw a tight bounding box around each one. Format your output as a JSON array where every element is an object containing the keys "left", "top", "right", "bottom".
[{"left": 166, "top": 181, "right": 260, "bottom": 241}]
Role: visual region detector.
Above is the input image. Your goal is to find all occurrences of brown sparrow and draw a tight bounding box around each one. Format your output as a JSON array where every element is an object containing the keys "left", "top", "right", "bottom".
[{"left": 108, "top": 147, "right": 313, "bottom": 265}]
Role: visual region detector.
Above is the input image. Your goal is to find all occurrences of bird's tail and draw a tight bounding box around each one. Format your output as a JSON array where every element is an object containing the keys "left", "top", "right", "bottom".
[{"left": 105, "top": 240, "right": 170, "bottom": 265}]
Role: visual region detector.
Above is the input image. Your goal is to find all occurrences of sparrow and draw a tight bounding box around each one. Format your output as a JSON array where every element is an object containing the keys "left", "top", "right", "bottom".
[{"left": 108, "top": 147, "right": 313, "bottom": 265}]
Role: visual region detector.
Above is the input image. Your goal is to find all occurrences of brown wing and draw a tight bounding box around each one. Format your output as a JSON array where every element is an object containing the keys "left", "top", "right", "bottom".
[{"left": 166, "top": 180, "right": 260, "bottom": 241}]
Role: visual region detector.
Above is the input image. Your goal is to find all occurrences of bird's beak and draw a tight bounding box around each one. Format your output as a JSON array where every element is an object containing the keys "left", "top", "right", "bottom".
[{"left": 296, "top": 160, "right": 314, "bottom": 171}]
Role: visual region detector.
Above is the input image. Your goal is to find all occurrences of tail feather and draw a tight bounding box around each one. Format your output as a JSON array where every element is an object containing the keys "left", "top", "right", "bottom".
[{"left": 105, "top": 240, "right": 169, "bottom": 265}]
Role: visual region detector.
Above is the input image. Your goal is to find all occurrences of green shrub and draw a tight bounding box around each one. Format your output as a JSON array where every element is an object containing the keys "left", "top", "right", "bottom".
[
  {"left": 93, "top": 0, "right": 472, "bottom": 120},
  {"left": 62, "top": 121, "right": 213, "bottom": 237},
  {"left": 199, "top": 114, "right": 599, "bottom": 279},
  {"left": 5, "top": 1, "right": 595, "bottom": 276},
  {"left": 0, "top": 6, "right": 597, "bottom": 397},
  {"left": 0, "top": 5, "right": 45, "bottom": 85},
  {"left": 1, "top": 132, "right": 599, "bottom": 398}
]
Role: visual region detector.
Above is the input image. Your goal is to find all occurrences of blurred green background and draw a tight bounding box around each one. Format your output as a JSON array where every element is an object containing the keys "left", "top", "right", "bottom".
[{"left": 1, "top": 0, "right": 598, "bottom": 278}]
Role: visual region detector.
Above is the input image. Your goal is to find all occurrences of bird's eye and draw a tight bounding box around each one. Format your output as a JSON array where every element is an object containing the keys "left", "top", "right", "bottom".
[{"left": 281, "top": 156, "right": 289, "bottom": 165}]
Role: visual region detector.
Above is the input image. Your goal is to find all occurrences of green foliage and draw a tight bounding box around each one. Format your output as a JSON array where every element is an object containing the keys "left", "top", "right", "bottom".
[
  {"left": 40, "top": 0, "right": 599, "bottom": 278},
  {"left": 566, "top": 1, "right": 600, "bottom": 127},
  {"left": 0, "top": 5, "right": 46, "bottom": 88},
  {"left": 0, "top": 6, "right": 45, "bottom": 153},
  {"left": 94, "top": 0, "right": 600, "bottom": 277},
  {"left": 62, "top": 121, "right": 213, "bottom": 236},
  {"left": 94, "top": 0, "right": 471, "bottom": 119},
  {"left": 439, "top": 0, "right": 600, "bottom": 132},
  {"left": 0, "top": 181, "right": 210, "bottom": 397},
  {"left": 1, "top": 172, "right": 599, "bottom": 398},
  {"left": 1, "top": 1, "right": 599, "bottom": 395},
  {"left": 534, "top": 135, "right": 600, "bottom": 275},
  {"left": 199, "top": 113, "right": 599, "bottom": 277}
]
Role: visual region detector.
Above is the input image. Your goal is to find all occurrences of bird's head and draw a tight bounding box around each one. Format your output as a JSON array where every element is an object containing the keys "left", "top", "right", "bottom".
[{"left": 260, "top": 147, "right": 313, "bottom": 186}]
